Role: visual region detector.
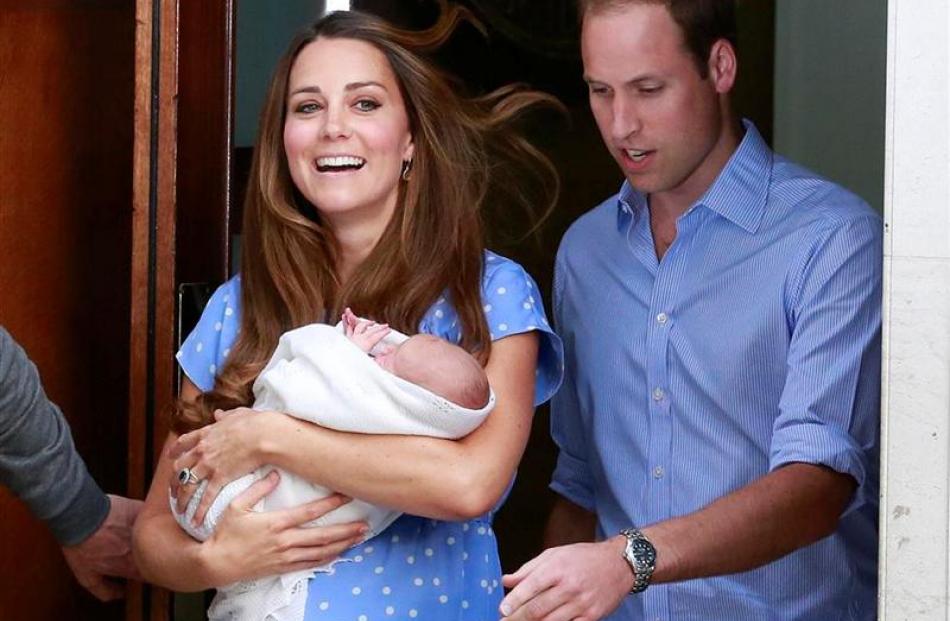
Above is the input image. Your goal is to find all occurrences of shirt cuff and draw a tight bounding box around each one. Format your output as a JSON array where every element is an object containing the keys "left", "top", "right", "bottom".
[
  {"left": 48, "top": 473, "right": 110, "bottom": 546},
  {"left": 769, "top": 421, "right": 870, "bottom": 517}
]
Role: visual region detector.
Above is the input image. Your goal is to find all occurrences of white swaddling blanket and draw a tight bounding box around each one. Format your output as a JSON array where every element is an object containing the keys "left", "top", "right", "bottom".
[{"left": 171, "top": 322, "right": 494, "bottom": 621}]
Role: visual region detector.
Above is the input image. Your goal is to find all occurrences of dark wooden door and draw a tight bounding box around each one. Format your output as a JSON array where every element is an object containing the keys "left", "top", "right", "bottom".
[
  {"left": 128, "top": 0, "right": 234, "bottom": 619},
  {"left": 0, "top": 2, "right": 135, "bottom": 619},
  {"left": 0, "top": 0, "right": 232, "bottom": 619}
]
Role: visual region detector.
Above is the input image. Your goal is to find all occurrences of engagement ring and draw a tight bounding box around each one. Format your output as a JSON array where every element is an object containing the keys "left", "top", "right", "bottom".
[{"left": 177, "top": 467, "right": 200, "bottom": 486}]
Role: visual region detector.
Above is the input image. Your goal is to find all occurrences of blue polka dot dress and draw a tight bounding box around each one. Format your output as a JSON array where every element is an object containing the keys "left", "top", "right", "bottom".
[{"left": 177, "top": 251, "right": 564, "bottom": 621}]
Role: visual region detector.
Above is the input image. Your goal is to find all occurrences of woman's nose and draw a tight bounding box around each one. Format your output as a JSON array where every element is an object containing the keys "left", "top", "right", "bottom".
[{"left": 321, "top": 106, "right": 351, "bottom": 139}]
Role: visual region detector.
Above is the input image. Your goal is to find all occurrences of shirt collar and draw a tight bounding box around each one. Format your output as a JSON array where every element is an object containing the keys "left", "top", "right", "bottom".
[{"left": 615, "top": 119, "right": 773, "bottom": 234}]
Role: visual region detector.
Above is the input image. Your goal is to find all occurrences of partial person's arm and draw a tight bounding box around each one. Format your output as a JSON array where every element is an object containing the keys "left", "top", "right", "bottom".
[
  {"left": 501, "top": 464, "right": 853, "bottom": 619},
  {"left": 0, "top": 327, "right": 142, "bottom": 600},
  {"left": 171, "top": 331, "right": 539, "bottom": 523},
  {"left": 0, "top": 327, "right": 109, "bottom": 544},
  {"left": 132, "top": 379, "right": 368, "bottom": 591}
]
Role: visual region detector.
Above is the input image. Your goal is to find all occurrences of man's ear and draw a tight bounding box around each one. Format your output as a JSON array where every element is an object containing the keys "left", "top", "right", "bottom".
[{"left": 707, "top": 38, "right": 737, "bottom": 94}]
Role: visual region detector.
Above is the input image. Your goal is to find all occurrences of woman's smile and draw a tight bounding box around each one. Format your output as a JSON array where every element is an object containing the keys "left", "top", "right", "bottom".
[{"left": 283, "top": 37, "right": 414, "bottom": 227}]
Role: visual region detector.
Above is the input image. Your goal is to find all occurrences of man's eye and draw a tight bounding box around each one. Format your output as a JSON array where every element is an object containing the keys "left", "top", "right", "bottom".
[
  {"left": 639, "top": 86, "right": 663, "bottom": 95},
  {"left": 355, "top": 99, "right": 381, "bottom": 112}
]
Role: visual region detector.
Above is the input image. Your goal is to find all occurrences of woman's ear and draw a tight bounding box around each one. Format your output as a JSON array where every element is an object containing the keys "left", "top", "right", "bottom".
[{"left": 707, "top": 39, "right": 737, "bottom": 94}]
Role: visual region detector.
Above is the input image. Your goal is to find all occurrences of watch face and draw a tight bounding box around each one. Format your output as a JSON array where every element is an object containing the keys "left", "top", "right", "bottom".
[{"left": 631, "top": 539, "right": 657, "bottom": 570}]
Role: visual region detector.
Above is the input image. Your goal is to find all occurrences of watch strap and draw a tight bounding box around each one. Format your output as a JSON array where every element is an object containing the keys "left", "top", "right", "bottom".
[{"left": 620, "top": 527, "right": 656, "bottom": 594}]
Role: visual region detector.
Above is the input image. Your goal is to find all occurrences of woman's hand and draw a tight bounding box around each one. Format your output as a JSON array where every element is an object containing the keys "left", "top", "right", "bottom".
[
  {"left": 169, "top": 407, "right": 285, "bottom": 525},
  {"left": 201, "top": 470, "right": 368, "bottom": 585}
]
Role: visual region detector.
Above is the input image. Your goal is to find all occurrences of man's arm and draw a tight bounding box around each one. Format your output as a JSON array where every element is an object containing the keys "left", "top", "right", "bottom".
[
  {"left": 0, "top": 327, "right": 141, "bottom": 600},
  {"left": 502, "top": 464, "right": 853, "bottom": 620},
  {"left": 543, "top": 496, "right": 596, "bottom": 548}
]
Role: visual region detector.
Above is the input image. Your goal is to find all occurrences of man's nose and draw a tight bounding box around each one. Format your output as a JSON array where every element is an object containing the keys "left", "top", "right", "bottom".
[{"left": 611, "top": 95, "right": 642, "bottom": 142}]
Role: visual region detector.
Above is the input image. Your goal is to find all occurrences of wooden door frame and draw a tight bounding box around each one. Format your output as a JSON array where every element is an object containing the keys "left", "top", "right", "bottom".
[{"left": 129, "top": 0, "right": 234, "bottom": 618}]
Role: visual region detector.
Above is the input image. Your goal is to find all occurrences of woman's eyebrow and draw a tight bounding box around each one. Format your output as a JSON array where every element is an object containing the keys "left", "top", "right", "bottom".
[
  {"left": 288, "top": 81, "right": 388, "bottom": 97},
  {"left": 345, "top": 81, "right": 387, "bottom": 92}
]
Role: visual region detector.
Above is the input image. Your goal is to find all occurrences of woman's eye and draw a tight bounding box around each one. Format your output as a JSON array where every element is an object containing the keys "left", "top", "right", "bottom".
[
  {"left": 354, "top": 99, "right": 381, "bottom": 112},
  {"left": 295, "top": 102, "right": 320, "bottom": 114}
]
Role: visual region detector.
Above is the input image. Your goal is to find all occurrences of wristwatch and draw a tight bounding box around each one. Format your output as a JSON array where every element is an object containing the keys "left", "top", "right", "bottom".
[{"left": 619, "top": 527, "right": 656, "bottom": 594}]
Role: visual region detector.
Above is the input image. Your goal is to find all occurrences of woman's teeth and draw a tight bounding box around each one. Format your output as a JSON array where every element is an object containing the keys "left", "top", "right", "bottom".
[{"left": 316, "top": 156, "right": 366, "bottom": 172}]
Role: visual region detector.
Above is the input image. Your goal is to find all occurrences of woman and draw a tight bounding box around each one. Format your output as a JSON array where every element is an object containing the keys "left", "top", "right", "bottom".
[{"left": 133, "top": 6, "right": 563, "bottom": 620}]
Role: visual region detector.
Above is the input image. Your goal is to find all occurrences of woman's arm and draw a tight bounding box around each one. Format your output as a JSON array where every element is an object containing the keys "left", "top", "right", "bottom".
[
  {"left": 132, "top": 379, "right": 367, "bottom": 591},
  {"left": 175, "top": 332, "right": 539, "bottom": 523}
]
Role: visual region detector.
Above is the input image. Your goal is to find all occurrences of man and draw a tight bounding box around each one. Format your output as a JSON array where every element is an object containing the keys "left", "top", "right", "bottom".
[
  {"left": 0, "top": 326, "right": 143, "bottom": 601},
  {"left": 500, "top": 1, "right": 881, "bottom": 619}
]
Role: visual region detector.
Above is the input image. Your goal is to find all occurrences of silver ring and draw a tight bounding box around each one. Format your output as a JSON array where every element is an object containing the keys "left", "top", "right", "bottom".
[{"left": 177, "top": 467, "right": 200, "bottom": 486}]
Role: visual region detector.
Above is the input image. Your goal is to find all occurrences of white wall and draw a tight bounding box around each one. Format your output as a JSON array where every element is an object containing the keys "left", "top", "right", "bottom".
[
  {"left": 879, "top": 1, "right": 950, "bottom": 618},
  {"left": 774, "top": 0, "right": 888, "bottom": 213}
]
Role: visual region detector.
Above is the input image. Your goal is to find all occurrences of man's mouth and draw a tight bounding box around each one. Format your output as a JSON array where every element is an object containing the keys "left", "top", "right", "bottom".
[
  {"left": 315, "top": 155, "right": 366, "bottom": 172},
  {"left": 625, "top": 149, "right": 652, "bottom": 163}
]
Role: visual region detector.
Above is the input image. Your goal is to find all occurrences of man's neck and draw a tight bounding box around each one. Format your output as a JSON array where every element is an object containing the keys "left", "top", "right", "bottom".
[
  {"left": 650, "top": 117, "right": 744, "bottom": 221},
  {"left": 647, "top": 117, "right": 744, "bottom": 260}
]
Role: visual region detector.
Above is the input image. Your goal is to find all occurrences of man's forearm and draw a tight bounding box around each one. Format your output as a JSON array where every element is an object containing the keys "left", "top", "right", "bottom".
[
  {"left": 543, "top": 496, "right": 596, "bottom": 547},
  {"left": 642, "top": 462, "right": 855, "bottom": 583},
  {"left": 0, "top": 327, "right": 109, "bottom": 545}
]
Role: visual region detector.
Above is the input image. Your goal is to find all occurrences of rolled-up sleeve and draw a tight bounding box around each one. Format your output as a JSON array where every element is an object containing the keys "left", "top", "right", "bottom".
[
  {"left": 548, "top": 254, "right": 596, "bottom": 512},
  {"left": 770, "top": 215, "right": 882, "bottom": 516}
]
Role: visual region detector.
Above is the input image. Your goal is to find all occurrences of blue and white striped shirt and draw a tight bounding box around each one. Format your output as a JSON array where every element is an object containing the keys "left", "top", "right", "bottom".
[{"left": 550, "top": 122, "right": 880, "bottom": 620}]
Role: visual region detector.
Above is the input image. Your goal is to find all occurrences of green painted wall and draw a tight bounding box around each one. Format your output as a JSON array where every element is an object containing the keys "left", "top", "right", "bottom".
[
  {"left": 235, "top": 0, "right": 326, "bottom": 147},
  {"left": 774, "top": 0, "right": 888, "bottom": 213}
]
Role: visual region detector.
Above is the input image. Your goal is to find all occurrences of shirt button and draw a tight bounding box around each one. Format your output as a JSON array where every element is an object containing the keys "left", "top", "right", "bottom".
[
  {"left": 653, "top": 466, "right": 665, "bottom": 479},
  {"left": 652, "top": 387, "right": 665, "bottom": 401},
  {"left": 656, "top": 312, "right": 668, "bottom": 325}
]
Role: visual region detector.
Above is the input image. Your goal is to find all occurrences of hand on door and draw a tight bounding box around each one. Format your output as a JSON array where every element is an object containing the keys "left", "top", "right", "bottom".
[{"left": 61, "top": 494, "right": 144, "bottom": 601}]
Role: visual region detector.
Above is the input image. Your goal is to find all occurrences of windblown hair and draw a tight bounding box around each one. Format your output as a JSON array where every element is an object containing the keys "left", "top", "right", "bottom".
[
  {"left": 578, "top": 0, "right": 737, "bottom": 77},
  {"left": 174, "top": 4, "right": 562, "bottom": 432}
]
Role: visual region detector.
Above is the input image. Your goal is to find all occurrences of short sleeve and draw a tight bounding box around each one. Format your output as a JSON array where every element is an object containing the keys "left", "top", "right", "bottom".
[
  {"left": 480, "top": 252, "right": 564, "bottom": 406},
  {"left": 548, "top": 251, "right": 596, "bottom": 511},
  {"left": 419, "top": 252, "right": 564, "bottom": 407},
  {"left": 771, "top": 216, "right": 882, "bottom": 516},
  {"left": 176, "top": 277, "right": 242, "bottom": 391}
]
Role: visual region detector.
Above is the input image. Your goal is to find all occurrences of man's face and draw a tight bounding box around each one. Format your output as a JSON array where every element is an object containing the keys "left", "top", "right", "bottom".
[{"left": 581, "top": 3, "right": 729, "bottom": 203}]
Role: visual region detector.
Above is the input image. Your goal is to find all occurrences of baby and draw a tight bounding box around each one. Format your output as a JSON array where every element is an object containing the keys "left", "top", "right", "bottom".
[
  {"left": 341, "top": 307, "right": 490, "bottom": 410},
  {"left": 172, "top": 311, "right": 496, "bottom": 621}
]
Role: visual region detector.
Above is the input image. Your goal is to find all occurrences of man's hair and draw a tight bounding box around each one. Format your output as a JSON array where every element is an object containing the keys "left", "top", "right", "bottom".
[{"left": 579, "top": 0, "right": 737, "bottom": 77}]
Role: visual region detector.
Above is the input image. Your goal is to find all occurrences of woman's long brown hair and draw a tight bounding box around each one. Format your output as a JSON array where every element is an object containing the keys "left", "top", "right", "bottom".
[{"left": 174, "top": 4, "right": 563, "bottom": 432}]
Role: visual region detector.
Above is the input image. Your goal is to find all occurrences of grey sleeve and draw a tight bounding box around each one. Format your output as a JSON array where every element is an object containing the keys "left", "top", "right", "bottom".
[{"left": 0, "top": 327, "right": 110, "bottom": 545}]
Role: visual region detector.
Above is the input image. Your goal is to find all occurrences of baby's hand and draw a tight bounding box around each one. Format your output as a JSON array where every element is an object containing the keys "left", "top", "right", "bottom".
[
  {"left": 343, "top": 308, "right": 391, "bottom": 353},
  {"left": 342, "top": 307, "right": 360, "bottom": 332}
]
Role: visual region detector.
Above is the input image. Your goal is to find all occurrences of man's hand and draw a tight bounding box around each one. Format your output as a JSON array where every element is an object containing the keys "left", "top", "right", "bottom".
[
  {"left": 500, "top": 537, "right": 633, "bottom": 621},
  {"left": 61, "top": 494, "right": 144, "bottom": 601}
]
